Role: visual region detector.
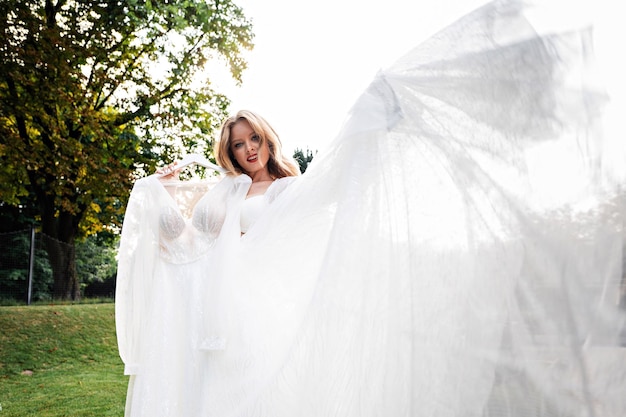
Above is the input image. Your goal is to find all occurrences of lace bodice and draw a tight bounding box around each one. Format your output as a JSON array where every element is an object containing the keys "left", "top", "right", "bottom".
[{"left": 158, "top": 180, "right": 224, "bottom": 264}]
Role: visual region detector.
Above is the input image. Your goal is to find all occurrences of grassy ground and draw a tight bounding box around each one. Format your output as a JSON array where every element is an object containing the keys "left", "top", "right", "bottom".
[{"left": 0, "top": 303, "right": 127, "bottom": 416}]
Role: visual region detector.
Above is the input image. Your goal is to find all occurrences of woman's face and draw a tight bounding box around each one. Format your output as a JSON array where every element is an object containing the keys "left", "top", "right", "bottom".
[{"left": 229, "top": 119, "right": 271, "bottom": 176}]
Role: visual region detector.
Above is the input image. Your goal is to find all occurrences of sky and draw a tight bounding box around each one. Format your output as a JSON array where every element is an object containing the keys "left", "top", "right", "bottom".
[{"left": 212, "top": 0, "right": 625, "bottom": 156}]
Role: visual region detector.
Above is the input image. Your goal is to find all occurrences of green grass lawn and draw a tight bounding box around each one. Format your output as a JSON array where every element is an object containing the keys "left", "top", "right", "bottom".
[{"left": 0, "top": 303, "right": 128, "bottom": 416}]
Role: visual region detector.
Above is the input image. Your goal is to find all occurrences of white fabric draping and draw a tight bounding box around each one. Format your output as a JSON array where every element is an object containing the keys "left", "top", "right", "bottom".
[
  {"left": 202, "top": 1, "right": 626, "bottom": 416},
  {"left": 117, "top": 1, "right": 626, "bottom": 416}
]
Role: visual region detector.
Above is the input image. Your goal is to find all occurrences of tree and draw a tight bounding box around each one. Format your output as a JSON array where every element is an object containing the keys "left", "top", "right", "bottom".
[
  {"left": 0, "top": 0, "right": 253, "bottom": 299},
  {"left": 293, "top": 147, "right": 316, "bottom": 174}
]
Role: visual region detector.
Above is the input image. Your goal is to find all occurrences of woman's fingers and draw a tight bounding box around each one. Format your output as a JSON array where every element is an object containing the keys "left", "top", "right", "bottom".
[{"left": 157, "top": 162, "right": 180, "bottom": 178}]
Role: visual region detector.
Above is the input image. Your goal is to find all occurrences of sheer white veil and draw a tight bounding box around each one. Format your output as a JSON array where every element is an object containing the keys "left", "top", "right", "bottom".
[{"left": 202, "top": 1, "right": 626, "bottom": 416}]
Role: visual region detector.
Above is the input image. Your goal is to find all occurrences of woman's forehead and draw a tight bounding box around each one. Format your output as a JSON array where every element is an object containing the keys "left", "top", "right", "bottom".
[{"left": 230, "top": 119, "right": 254, "bottom": 139}]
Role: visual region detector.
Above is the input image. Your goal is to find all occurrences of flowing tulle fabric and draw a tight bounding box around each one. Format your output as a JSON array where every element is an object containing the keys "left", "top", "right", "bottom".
[{"left": 198, "top": 1, "right": 626, "bottom": 416}]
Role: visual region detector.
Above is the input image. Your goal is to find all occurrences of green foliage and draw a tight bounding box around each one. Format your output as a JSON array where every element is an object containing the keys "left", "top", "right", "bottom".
[
  {"left": 0, "top": 0, "right": 253, "bottom": 298},
  {"left": 0, "top": 303, "right": 126, "bottom": 416},
  {"left": 293, "top": 147, "right": 317, "bottom": 173},
  {"left": 76, "top": 233, "right": 118, "bottom": 299},
  {"left": 75, "top": 234, "right": 118, "bottom": 286}
]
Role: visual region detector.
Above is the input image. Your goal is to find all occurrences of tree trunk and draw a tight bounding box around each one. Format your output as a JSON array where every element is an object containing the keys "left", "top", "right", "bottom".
[
  {"left": 44, "top": 236, "right": 79, "bottom": 300},
  {"left": 39, "top": 197, "right": 82, "bottom": 301}
]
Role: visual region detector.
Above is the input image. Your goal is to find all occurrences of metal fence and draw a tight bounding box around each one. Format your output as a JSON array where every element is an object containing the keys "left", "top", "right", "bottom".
[
  {"left": 0, "top": 227, "right": 117, "bottom": 304},
  {"left": 0, "top": 227, "right": 54, "bottom": 304}
]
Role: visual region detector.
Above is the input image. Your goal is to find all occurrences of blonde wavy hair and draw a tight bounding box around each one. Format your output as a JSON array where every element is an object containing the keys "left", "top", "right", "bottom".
[{"left": 216, "top": 110, "right": 300, "bottom": 178}]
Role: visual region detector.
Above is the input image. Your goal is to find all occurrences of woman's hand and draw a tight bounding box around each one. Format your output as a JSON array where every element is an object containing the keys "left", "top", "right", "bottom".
[{"left": 156, "top": 162, "right": 181, "bottom": 181}]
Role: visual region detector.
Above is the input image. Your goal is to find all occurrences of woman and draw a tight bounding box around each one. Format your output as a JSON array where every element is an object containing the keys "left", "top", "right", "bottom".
[
  {"left": 216, "top": 110, "right": 299, "bottom": 185},
  {"left": 117, "top": 110, "right": 301, "bottom": 417},
  {"left": 157, "top": 110, "right": 300, "bottom": 233},
  {"left": 215, "top": 110, "right": 300, "bottom": 234},
  {"left": 119, "top": 1, "right": 626, "bottom": 416}
]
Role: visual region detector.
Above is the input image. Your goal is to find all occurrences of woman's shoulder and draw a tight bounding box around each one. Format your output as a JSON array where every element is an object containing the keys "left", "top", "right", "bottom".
[
  {"left": 266, "top": 175, "right": 298, "bottom": 202},
  {"left": 275, "top": 175, "right": 298, "bottom": 186}
]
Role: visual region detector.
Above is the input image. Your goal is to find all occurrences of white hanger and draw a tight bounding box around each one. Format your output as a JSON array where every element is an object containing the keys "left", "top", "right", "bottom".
[{"left": 157, "top": 153, "right": 226, "bottom": 177}]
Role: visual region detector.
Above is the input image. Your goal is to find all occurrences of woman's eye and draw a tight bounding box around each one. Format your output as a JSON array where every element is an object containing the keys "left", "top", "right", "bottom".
[
  {"left": 252, "top": 134, "right": 260, "bottom": 142},
  {"left": 233, "top": 142, "right": 243, "bottom": 148}
]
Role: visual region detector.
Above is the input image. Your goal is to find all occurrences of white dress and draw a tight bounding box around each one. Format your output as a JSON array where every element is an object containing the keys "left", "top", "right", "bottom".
[
  {"left": 118, "top": 1, "right": 626, "bottom": 416},
  {"left": 116, "top": 174, "right": 296, "bottom": 416}
]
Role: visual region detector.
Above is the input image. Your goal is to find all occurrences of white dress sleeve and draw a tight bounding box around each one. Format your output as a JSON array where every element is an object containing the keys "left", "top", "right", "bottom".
[{"left": 115, "top": 177, "right": 159, "bottom": 375}]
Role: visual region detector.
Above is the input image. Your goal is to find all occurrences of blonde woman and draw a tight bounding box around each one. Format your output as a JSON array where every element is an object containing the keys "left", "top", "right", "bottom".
[{"left": 215, "top": 110, "right": 300, "bottom": 234}]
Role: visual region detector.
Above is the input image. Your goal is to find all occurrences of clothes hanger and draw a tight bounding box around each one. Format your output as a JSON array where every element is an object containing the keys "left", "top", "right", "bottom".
[{"left": 156, "top": 153, "right": 226, "bottom": 177}]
